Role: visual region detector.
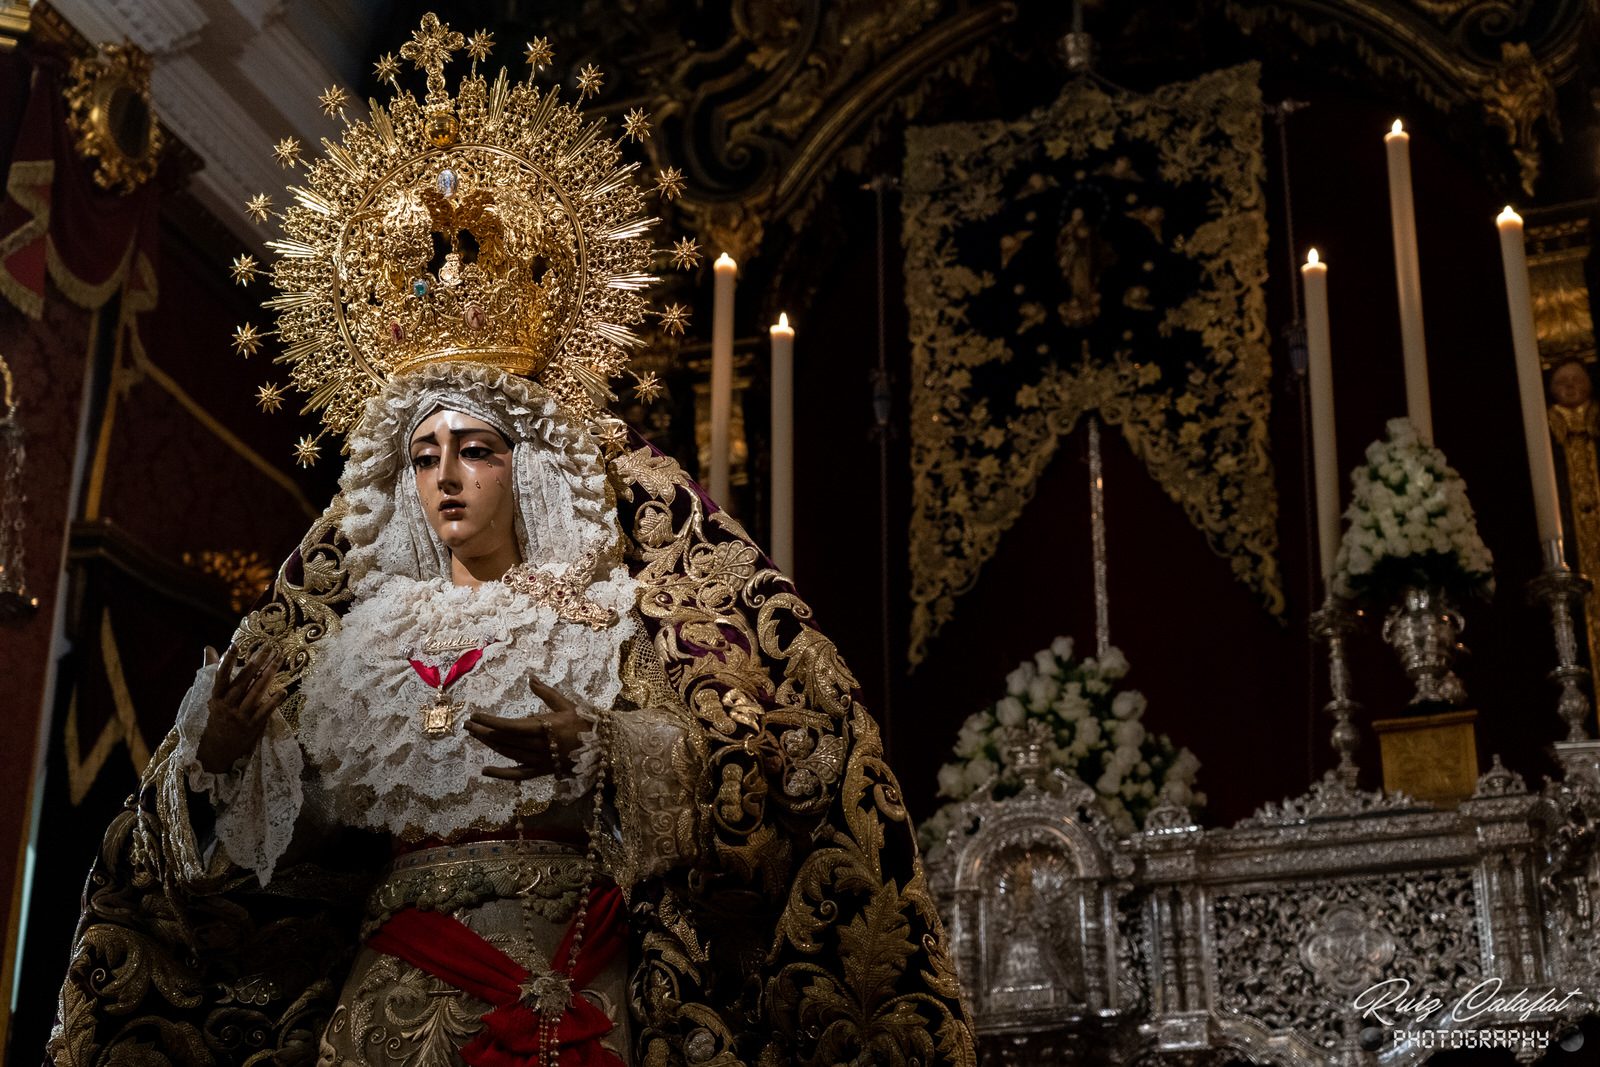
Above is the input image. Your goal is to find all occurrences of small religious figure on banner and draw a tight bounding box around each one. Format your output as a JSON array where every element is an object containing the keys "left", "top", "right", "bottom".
[
  {"left": 1546, "top": 357, "right": 1600, "bottom": 676},
  {"left": 1056, "top": 204, "right": 1113, "bottom": 328}
]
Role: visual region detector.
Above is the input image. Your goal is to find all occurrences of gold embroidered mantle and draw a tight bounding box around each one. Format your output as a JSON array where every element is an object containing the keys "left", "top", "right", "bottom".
[{"left": 901, "top": 62, "right": 1282, "bottom": 664}]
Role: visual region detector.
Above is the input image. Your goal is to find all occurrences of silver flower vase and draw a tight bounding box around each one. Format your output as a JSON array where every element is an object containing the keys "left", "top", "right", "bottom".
[{"left": 1381, "top": 585, "right": 1466, "bottom": 706}]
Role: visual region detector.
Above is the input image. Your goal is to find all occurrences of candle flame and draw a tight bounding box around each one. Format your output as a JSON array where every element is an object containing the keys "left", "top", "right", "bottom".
[
  {"left": 778, "top": 312, "right": 790, "bottom": 328},
  {"left": 1498, "top": 205, "right": 1521, "bottom": 225},
  {"left": 1306, "top": 247, "right": 1321, "bottom": 266},
  {"left": 714, "top": 252, "right": 737, "bottom": 269},
  {"left": 1390, "top": 119, "right": 1404, "bottom": 135}
]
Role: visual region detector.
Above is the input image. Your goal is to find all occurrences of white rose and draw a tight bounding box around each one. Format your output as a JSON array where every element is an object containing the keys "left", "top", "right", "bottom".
[
  {"left": 1083, "top": 676, "right": 1110, "bottom": 695},
  {"left": 1113, "top": 720, "right": 1146, "bottom": 749},
  {"left": 1005, "top": 662, "right": 1036, "bottom": 695},
  {"left": 1111, "top": 690, "right": 1146, "bottom": 720},
  {"left": 937, "top": 763, "right": 967, "bottom": 798},
  {"left": 1051, "top": 635, "right": 1075, "bottom": 660},
  {"left": 1033, "top": 649, "right": 1059, "bottom": 677},
  {"left": 1027, "top": 675, "right": 1060, "bottom": 711},
  {"left": 1098, "top": 647, "right": 1129, "bottom": 678},
  {"left": 964, "top": 757, "right": 997, "bottom": 792},
  {"left": 1076, "top": 717, "right": 1101, "bottom": 746},
  {"left": 995, "top": 696, "right": 1025, "bottom": 727},
  {"left": 1096, "top": 769, "right": 1121, "bottom": 795},
  {"left": 1056, "top": 694, "right": 1094, "bottom": 726}
]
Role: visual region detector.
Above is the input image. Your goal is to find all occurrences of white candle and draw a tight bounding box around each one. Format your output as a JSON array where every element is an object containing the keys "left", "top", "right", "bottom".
[
  {"left": 1384, "top": 119, "right": 1434, "bottom": 442},
  {"left": 770, "top": 312, "right": 795, "bottom": 574},
  {"left": 1497, "top": 206, "right": 1564, "bottom": 548},
  {"left": 710, "top": 253, "right": 736, "bottom": 505},
  {"left": 1302, "top": 249, "right": 1341, "bottom": 584}
]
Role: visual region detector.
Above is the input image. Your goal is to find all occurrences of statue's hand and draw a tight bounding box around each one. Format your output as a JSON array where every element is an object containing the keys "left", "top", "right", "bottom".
[
  {"left": 466, "top": 678, "right": 584, "bottom": 781},
  {"left": 198, "top": 643, "right": 287, "bottom": 774}
]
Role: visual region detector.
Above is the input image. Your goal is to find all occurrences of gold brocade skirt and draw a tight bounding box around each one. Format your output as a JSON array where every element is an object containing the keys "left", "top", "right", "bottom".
[{"left": 317, "top": 839, "right": 633, "bottom": 1067}]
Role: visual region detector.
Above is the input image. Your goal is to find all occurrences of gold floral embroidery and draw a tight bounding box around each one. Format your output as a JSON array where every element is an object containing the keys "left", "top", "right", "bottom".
[{"left": 901, "top": 62, "right": 1282, "bottom": 663}]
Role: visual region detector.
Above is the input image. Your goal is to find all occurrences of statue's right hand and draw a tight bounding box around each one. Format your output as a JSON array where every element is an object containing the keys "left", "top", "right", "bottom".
[{"left": 197, "top": 643, "right": 288, "bottom": 774}]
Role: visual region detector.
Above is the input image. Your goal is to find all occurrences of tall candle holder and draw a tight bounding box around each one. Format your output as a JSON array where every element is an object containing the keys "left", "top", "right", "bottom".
[
  {"left": 1309, "top": 595, "right": 1362, "bottom": 787},
  {"left": 1529, "top": 538, "right": 1595, "bottom": 742}
]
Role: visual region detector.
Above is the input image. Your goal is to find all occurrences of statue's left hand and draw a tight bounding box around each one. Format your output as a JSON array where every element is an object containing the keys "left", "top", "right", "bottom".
[{"left": 466, "top": 677, "right": 584, "bottom": 780}]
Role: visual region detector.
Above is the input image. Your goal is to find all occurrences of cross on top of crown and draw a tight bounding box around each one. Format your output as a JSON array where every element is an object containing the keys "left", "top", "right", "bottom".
[{"left": 400, "top": 13, "right": 464, "bottom": 96}]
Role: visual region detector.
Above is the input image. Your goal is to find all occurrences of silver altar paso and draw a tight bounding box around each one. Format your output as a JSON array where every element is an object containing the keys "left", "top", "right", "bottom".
[{"left": 925, "top": 740, "right": 1600, "bottom": 1066}]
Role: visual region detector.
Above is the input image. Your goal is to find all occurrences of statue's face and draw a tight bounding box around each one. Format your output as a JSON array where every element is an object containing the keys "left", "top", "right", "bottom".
[
  {"left": 409, "top": 408, "right": 518, "bottom": 561},
  {"left": 1551, "top": 361, "right": 1592, "bottom": 408}
]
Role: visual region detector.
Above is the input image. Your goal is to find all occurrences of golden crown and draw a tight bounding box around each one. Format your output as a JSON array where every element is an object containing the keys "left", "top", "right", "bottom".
[{"left": 230, "top": 13, "right": 699, "bottom": 465}]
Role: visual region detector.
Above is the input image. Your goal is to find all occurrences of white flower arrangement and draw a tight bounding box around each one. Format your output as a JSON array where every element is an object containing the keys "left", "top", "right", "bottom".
[
  {"left": 919, "top": 636, "right": 1203, "bottom": 860},
  {"left": 1332, "top": 418, "right": 1494, "bottom": 602}
]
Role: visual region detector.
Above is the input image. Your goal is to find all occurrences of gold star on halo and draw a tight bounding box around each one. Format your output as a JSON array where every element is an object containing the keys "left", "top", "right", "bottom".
[
  {"left": 466, "top": 30, "right": 494, "bottom": 63},
  {"left": 622, "top": 107, "right": 650, "bottom": 142},
  {"left": 576, "top": 63, "right": 604, "bottom": 98},
  {"left": 318, "top": 85, "right": 350, "bottom": 118},
  {"left": 229, "top": 254, "right": 259, "bottom": 286},
  {"left": 657, "top": 302, "right": 690, "bottom": 336},
  {"left": 272, "top": 137, "right": 303, "bottom": 168},
  {"left": 245, "top": 193, "right": 273, "bottom": 223},
  {"left": 596, "top": 421, "right": 629, "bottom": 452},
  {"left": 523, "top": 37, "right": 554, "bottom": 71},
  {"left": 373, "top": 52, "right": 401, "bottom": 86},
  {"left": 255, "top": 382, "right": 286, "bottom": 413},
  {"left": 654, "top": 166, "right": 685, "bottom": 201},
  {"left": 668, "top": 236, "right": 701, "bottom": 270},
  {"left": 633, "top": 372, "right": 663, "bottom": 403},
  {"left": 292, "top": 434, "right": 321, "bottom": 468},
  {"left": 232, "top": 323, "right": 263, "bottom": 358},
  {"left": 400, "top": 12, "right": 464, "bottom": 74}
]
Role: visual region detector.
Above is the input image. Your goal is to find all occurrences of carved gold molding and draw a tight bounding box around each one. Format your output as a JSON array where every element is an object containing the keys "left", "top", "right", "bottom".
[
  {"left": 0, "top": 1, "right": 29, "bottom": 52},
  {"left": 1220, "top": 0, "right": 1586, "bottom": 194},
  {"left": 63, "top": 41, "right": 165, "bottom": 195}
]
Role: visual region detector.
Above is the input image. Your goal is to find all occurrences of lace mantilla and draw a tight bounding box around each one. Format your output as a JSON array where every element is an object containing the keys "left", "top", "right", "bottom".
[{"left": 298, "top": 565, "right": 638, "bottom": 842}]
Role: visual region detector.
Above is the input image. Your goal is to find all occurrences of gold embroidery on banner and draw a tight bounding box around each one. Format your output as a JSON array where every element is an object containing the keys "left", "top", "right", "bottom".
[
  {"left": 901, "top": 63, "right": 1280, "bottom": 664},
  {"left": 614, "top": 445, "right": 976, "bottom": 1065}
]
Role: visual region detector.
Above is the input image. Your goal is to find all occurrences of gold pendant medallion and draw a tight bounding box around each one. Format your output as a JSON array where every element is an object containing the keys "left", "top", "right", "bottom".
[{"left": 422, "top": 697, "right": 462, "bottom": 736}]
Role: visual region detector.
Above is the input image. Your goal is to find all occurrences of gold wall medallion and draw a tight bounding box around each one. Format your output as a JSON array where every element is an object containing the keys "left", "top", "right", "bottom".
[{"left": 63, "top": 42, "right": 164, "bottom": 195}]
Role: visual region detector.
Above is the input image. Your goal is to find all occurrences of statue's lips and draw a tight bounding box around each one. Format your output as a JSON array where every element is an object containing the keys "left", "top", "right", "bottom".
[{"left": 438, "top": 498, "right": 465, "bottom": 517}]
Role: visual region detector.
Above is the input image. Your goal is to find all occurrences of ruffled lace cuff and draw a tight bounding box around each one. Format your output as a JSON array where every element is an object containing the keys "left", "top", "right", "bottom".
[{"left": 169, "top": 660, "right": 305, "bottom": 886}]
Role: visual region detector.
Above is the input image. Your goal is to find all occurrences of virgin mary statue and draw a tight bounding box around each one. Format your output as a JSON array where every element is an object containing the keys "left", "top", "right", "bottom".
[{"left": 46, "top": 14, "right": 973, "bottom": 1067}]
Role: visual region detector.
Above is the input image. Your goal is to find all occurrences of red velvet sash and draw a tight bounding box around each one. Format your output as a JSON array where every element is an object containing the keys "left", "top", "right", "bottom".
[{"left": 366, "top": 885, "right": 627, "bottom": 1067}]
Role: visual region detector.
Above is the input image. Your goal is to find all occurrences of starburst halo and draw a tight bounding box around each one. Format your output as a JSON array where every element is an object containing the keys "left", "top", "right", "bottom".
[
  {"left": 272, "top": 137, "right": 302, "bottom": 168},
  {"left": 318, "top": 85, "right": 350, "bottom": 118},
  {"left": 292, "top": 434, "right": 321, "bottom": 467},
  {"left": 632, "top": 371, "right": 663, "bottom": 403},
  {"left": 523, "top": 37, "right": 553, "bottom": 71},
  {"left": 232, "top": 323, "right": 263, "bottom": 357},
  {"left": 255, "top": 382, "right": 286, "bottom": 412},
  {"left": 230, "top": 254, "right": 259, "bottom": 285},
  {"left": 239, "top": 11, "right": 661, "bottom": 440},
  {"left": 657, "top": 303, "right": 690, "bottom": 336},
  {"left": 668, "top": 237, "right": 701, "bottom": 270},
  {"left": 622, "top": 107, "right": 650, "bottom": 142},
  {"left": 654, "top": 166, "right": 685, "bottom": 200}
]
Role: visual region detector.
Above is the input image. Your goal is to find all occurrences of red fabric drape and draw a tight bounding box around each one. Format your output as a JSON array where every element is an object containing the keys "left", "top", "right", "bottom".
[
  {"left": 367, "top": 884, "right": 628, "bottom": 1067},
  {"left": 0, "top": 58, "right": 159, "bottom": 319}
]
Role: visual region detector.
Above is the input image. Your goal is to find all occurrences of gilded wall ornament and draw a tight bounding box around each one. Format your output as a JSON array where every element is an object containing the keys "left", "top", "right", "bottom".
[
  {"left": 62, "top": 42, "right": 164, "bottom": 195},
  {"left": 0, "top": 351, "right": 35, "bottom": 617}
]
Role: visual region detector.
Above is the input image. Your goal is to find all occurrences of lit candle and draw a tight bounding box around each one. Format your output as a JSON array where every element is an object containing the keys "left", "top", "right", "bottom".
[
  {"left": 1302, "top": 248, "right": 1341, "bottom": 584},
  {"left": 770, "top": 312, "right": 795, "bottom": 574},
  {"left": 1497, "top": 206, "right": 1564, "bottom": 549},
  {"left": 1384, "top": 119, "right": 1434, "bottom": 442},
  {"left": 710, "top": 253, "right": 737, "bottom": 505}
]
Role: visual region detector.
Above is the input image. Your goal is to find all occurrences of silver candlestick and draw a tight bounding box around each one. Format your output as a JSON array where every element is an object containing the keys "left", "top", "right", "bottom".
[
  {"left": 1310, "top": 594, "right": 1362, "bottom": 787},
  {"left": 1528, "top": 537, "right": 1594, "bottom": 742}
]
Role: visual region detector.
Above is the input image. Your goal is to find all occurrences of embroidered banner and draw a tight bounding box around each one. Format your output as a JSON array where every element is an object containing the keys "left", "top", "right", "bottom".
[{"left": 901, "top": 62, "right": 1282, "bottom": 664}]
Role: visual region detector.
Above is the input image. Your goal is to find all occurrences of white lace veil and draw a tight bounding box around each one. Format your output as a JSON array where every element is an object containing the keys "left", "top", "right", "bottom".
[{"left": 337, "top": 362, "right": 620, "bottom": 596}]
